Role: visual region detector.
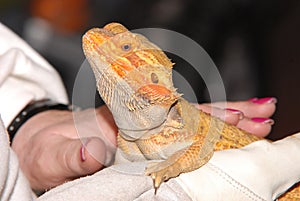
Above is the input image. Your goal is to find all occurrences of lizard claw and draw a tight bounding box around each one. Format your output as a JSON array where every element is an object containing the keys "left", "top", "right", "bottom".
[
  {"left": 145, "top": 162, "right": 175, "bottom": 194},
  {"left": 146, "top": 169, "right": 169, "bottom": 194}
]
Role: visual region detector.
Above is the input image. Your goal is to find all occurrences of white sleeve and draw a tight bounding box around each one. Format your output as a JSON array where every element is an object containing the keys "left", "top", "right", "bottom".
[
  {"left": 0, "top": 23, "right": 68, "bottom": 127},
  {"left": 0, "top": 117, "right": 36, "bottom": 200},
  {"left": 176, "top": 134, "right": 300, "bottom": 201}
]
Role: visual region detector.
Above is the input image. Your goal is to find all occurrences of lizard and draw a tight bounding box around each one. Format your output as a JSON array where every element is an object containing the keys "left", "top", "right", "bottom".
[{"left": 82, "top": 22, "right": 300, "bottom": 200}]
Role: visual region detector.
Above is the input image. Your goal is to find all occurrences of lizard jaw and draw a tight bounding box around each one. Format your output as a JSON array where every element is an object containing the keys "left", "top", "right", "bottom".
[{"left": 135, "top": 84, "right": 180, "bottom": 107}]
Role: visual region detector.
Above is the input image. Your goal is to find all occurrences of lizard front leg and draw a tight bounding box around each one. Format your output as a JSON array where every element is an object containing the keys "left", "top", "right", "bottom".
[
  {"left": 115, "top": 134, "right": 146, "bottom": 164},
  {"left": 143, "top": 109, "right": 262, "bottom": 192},
  {"left": 143, "top": 132, "right": 216, "bottom": 193}
]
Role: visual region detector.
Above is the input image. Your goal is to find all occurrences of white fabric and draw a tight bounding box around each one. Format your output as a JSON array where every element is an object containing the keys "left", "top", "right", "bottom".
[
  {"left": 38, "top": 162, "right": 191, "bottom": 201},
  {"left": 39, "top": 134, "right": 300, "bottom": 201},
  {"left": 0, "top": 22, "right": 67, "bottom": 200},
  {"left": 0, "top": 117, "right": 36, "bottom": 200},
  {"left": 177, "top": 134, "right": 300, "bottom": 201},
  {"left": 0, "top": 22, "right": 68, "bottom": 127}
]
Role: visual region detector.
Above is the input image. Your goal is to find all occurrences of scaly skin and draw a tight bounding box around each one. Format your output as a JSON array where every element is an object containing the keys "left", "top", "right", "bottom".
[{"left": 82, "top": 22, "right": 299, "bottom": 199}]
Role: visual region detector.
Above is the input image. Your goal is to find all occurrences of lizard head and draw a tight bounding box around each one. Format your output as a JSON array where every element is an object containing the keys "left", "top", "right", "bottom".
[
  {"left": 83, "top": 23, "right": 181, "bottom": 110},
  {"left": 83, "top": 23, "right": 181, "bottom": 135}
]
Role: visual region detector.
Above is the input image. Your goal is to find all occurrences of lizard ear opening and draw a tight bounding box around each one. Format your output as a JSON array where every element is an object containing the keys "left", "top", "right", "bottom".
[
  {"left": 151, "top": 73, "right": 159, "bottom": 84},
  {"left": 104, "top": 22, "right": 129, "bottom": 35}
]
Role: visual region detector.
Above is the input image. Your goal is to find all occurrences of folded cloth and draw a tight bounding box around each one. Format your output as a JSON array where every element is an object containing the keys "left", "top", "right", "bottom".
[
  {"left": 38, "top": 162, "right": 191, "bottom": 201},
  {"left": 177, "top": 134, "right": 300, "bottom": 201},
  {"left": 0, "top": 23, "right": 68, "bottom": 127},
  {"left": 0, "top": 117, "right": 36, "bottom": 200}
]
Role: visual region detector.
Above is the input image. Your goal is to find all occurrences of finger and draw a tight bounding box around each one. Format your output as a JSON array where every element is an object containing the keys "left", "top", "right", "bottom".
[
  {"left": 25, "top": 135, "right": 109, "bottom": 191},
  {"left": 195, "top": 104, "right": 244, "bottom": 126},
  {"left": 203, "top": 97, "right": 277, "bottom": 118},
  {"left": 60, "top": 137, "right": 107, "bottom": 178},
  {"left": 95, "top": 105, "right": 118, "bottom": 146},
  {"left": 237, "top": 117, "right": 274, "bottom": 137},
  {"left": 196, "top": 104, "right": 273, "bottom": 137}
]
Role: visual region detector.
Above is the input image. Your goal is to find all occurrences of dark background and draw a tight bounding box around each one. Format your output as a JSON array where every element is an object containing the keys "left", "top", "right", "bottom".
[{"left": 1, "top": 0, "right": 299, "bottom": 140}]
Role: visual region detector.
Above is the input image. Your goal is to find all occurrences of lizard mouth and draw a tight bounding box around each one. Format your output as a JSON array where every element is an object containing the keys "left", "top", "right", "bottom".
[
  {"left": 82, "top": 28, "right": 113, "bottom": 54},
  {"left": 136, "top": 84, "right": 180, "bottom": 106}
]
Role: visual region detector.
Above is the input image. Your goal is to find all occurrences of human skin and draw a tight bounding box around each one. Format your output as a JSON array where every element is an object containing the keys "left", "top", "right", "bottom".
[{"left": 11, "top": 98, "right": 276, "bottom": 191}]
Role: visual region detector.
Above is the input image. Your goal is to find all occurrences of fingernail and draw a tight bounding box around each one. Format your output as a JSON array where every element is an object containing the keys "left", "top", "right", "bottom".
[
  {"left": 225, "top": 108, "right": 244, "bottom": 119},
  {"left": 250, "top": 97, "right": 277, "bottom": 104},
  {"left": 251, "top": 117, "right": 275, "bottom": 125},
  {"left": 80, "top": 139, "right": 91, "bottom": 162},
  {"left": 80, "top": 146, "right": 86, "bottom": 161},
  {"left": 83, "top": 138, "right": 106, "bottom": 165}
]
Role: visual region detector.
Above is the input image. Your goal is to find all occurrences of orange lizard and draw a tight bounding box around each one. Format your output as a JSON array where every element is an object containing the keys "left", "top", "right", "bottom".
[{"left": 82, "top": 22, "right": 299, "bottom": 200}]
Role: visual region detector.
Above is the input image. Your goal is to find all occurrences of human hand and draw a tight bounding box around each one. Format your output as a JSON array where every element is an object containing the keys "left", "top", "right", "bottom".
[
  {"left": 196, "top": 97, "right": 276, "bottom": 137},
  {"left": 11, "top": 105, "right": 117, "bottom": 191}
]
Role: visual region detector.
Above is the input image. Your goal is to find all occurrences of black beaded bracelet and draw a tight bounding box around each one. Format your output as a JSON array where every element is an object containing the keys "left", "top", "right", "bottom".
[{"left": 7, "top": 99, "right": 74, "bottom": 144}]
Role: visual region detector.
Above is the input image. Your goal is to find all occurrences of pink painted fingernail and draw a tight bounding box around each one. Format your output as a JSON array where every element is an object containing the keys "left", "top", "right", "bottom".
[
  {"left": 225, "top": 108, "right": 244, "bottom": 119},
  {"left": 250, "top": 97, "right": 277, "bottom": 104},
  {"left": 80, "top": 146, "right": 86, "bottom": 162},
  {"left": 251, "top": 117, "right": 275, "bottom": 125}
]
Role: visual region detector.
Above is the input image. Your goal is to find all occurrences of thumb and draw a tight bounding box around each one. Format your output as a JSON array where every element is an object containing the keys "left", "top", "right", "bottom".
[
  {"left": 60, "top": 137, "right": 108, "bottom": 178},
  {"left": 32, "top": 136, "right": 110, "bottom": 190}
]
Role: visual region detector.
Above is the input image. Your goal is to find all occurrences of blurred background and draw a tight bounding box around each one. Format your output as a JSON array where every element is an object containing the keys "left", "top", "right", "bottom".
[{"left": 0, "top": 0, "right": 299, "bottom": 140}]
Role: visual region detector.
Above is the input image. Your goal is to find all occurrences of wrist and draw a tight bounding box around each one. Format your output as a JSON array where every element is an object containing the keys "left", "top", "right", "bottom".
[
  {"left": 8, "top": 99, "right": 74, "bottom": 144},
  {"left": 10, "top": 109, "right": 72, "bottom": 156}
]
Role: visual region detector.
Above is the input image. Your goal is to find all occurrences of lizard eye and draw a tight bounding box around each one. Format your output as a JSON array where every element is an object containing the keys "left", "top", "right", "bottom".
[
  {"left": 121, "top": 43, "right": 131, "bottom": 51},
  {"left": 151, "top": 73, "right": 159, "bottom": 84}
]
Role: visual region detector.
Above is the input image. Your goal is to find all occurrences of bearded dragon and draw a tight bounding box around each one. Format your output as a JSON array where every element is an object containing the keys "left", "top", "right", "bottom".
[{"left": 82, "top": 22, "right": 299, "bottom": 200}]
